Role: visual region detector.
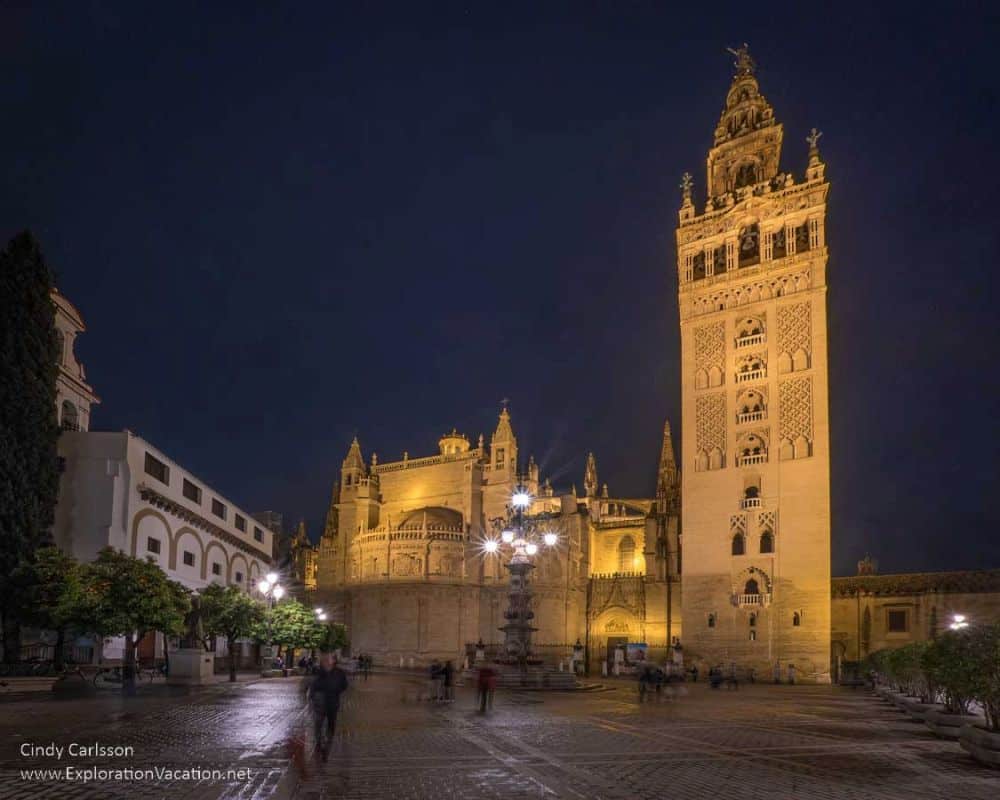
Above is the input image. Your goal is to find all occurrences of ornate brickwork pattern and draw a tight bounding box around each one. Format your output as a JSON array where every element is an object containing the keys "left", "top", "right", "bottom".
[
  {"left": 758, "top": 510, "right": 776, "bottom": 532},
  {"left": 695, "top": 393, "right": 726, "bottom": 452},
  {"left": 777, "top": 302, "right": 812, "bottom": 357},
  {"left": 730, "top": 514, "right": 747, "bottom": 534},
  {"left": 694, "top": 322, "right": 725, "bottom": 373},
  {"left": 779, "top": 377, "right": 813, "bottom": 442}
]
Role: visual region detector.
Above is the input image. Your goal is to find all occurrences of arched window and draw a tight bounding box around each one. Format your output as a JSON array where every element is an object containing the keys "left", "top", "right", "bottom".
[
  {"left": 744, "top": 578, "right": 760, "bottom": 595},
  {"left": 749, "top": 629, "right": 757, "bottom": 641},
  {"left": 759, "top": 531, "right": 774, "bottom": 554},
  {"left": 60, "top": 400, "right": 79, "bottom": 432},
  {"left": 731, "top": 533, "right": 745, "bottom": 556},
  {"left": 744, "top": 485, "right": 760, "bottom": 499},
  {"left": 749, "top": 612, "right": 757, "bottom": 628},
  {"left": 707, "top": 613, "right": 716, "bottom": 628},
  {"left": 617, "top": 536, "right": 635, "bottom": 573},
  {"left": 793, "top": 612, "right": 801, "bottom": 627}
]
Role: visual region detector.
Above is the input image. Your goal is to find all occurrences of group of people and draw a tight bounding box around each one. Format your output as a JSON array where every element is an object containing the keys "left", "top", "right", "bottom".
[
  {"left": 637, "top": 663, "right": 686, "bottom": 702},
  {"left": 355, "top": 653, "right": 373, "bottom": 679},
  {"left": 426, "top": 659, "right": 456, "bottom": 702}
]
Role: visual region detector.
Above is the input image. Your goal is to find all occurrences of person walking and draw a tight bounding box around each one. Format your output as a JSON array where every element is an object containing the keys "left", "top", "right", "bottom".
[
  {"left": 477, "top": 664, "right": 496, "bottom": 712},
  {"left": 773, "top": 661, "right": 781, "bottom": 685},
  {"left": 307, "top": 653, "right": 349, "bottom": 761},
  {"left": 787, "top": 663, "right": 796, "bottom": 685},
  {"left": 443, "top": 660, "right": 455, "bottom": 702}
]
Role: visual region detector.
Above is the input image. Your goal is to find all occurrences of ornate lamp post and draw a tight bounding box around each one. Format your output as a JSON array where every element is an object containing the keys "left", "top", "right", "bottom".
[
  {"left": 256, "top": 573, "right": 284, "bottom": 667},
  {"left": 483, "top": 487, "right": 560, "bottom": 675}
]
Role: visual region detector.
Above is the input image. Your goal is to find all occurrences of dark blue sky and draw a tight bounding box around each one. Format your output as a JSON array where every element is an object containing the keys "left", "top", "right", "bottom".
[{"left": 4, "top": 3, "right": 998, "bottom": 575}]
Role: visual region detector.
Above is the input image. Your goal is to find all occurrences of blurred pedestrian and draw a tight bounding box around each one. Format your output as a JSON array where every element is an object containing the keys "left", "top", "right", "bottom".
[
  {"left": 787, "top": 663, "right": 796, "bottom": 685},
  {"left": 443, "top": 660, "right": 455, "bottom": 702},
  {"left": 307, "top": 653, "right": 349, "bottom": 761},
  {"left": 477, "top": 665, "right": 496, "bottom": 712},
  {"left": 773, "top": 661, "right": 781, "bottom": 685}
]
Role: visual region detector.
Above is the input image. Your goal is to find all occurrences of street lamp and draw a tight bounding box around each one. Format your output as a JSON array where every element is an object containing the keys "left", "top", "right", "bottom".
[
  {"left": 481, "top": 486, "right": 561, "bottom": 674},
  {"left": 950, "top": 614, "right": 969, "bottom": 630},
  {"left": 258, "top": 574, "right": 284, "bottom": 669}
]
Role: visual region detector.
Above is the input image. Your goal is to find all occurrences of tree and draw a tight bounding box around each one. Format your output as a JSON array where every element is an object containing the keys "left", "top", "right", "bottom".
[
  {"left": 78, "top": 548, "right": 189, "bottom": 694},
  {"left": 200, "top": 584, "right": 265, "bottom": 682},
  {"left": 257, "top": 599, "right": 324, "bottom": 662},
  {"left": 11, "top": 547, "right": 84, "bottom": 670},
  {"left": 968, "top": 623, "right": 1000, "bottom": 731},
  {"left": 318, "top": 621, "right": 348, "bottom": 654},
  {"left": 0, "top": 231, "right": 60, "bottom": 663},
  {"left": 922, "top": 630, "right": 977, "bottom": 715}
]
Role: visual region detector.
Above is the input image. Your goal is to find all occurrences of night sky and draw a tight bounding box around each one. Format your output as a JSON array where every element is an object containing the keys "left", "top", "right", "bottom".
[{"left": 4, "top": 3, "right": 998, "bottom": 576}]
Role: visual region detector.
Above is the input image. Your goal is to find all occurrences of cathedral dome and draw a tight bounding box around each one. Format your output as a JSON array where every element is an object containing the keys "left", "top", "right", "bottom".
[{"left": 398, "top": 506, "right": 464, "bottom": 531}]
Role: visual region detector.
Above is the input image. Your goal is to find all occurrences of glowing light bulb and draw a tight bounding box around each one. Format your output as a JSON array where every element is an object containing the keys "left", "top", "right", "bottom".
[
  {"left": 501, "top": 530, "right": 515, "bottom": 544},
  {"left": 484, "top": 539, "right": 499, "bottom": 553},
  {"left": 318, "top": 613, "right": 327, "bottom": 621},
  {"left": 314, "top": 607, "right": 324, "bottom": 615},
  {"left": 272, "top": 585, "right": 285, "bottom": 600},
  {"left": 525, "top": 543, "right": 538, "bottom": 556},
  {"left": 544, "top": 532, "right": 558, "bottom": 547},
  {"left": 266, "top": 572, "right": 278, "bottom": 585},
  {"left": 257, "top": 580, "right": 271, "bottom": 594},
  {"left": 511, "top": 491, "right": 532, "bottom": 509}
]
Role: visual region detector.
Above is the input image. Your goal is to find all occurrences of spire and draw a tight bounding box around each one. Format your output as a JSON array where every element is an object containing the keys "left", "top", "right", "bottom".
[
  {"left": 342, "top": 436, "right": 365, "bottom": 472},
  {"left": 492, "top": 406, "right": 514, "bottom": 443},
  {"left": 707, "top": 44, "right": 782, "bottom": 199},
  {"left": 294, "top": 519, "right": 307, "bottom": 545},
  {"left": 657, "top": 420, "right": 678, "bottom": 511},
  {"left": 583, "top": 452, "right": 598, "bottom": 498},
  {"left": 806, "top": 127, "right": 826, "bottom": 182}
]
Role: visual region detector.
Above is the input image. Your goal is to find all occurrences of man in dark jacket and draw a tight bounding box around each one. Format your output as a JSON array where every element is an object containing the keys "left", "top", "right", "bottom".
[{"left": 308, "top": 653, "right": 349, "bottom": 760}]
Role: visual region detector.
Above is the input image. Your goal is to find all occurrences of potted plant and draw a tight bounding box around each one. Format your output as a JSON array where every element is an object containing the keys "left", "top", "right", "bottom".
[
  {"left": 960, "top": 623, "right": 1000, "bottom": 767},
  {"left": 923, "top": 630, "right": 984, "bottom": 739}
]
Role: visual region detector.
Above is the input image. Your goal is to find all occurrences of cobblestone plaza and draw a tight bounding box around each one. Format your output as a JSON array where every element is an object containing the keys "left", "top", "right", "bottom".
[{"left": 2, "top": 674, "right": 999, "bottom": 799}]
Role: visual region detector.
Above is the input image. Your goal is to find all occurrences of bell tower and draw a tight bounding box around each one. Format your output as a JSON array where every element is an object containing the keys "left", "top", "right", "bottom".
[{"left": 675, "top": 46, "right": 831, "bottom": 681}]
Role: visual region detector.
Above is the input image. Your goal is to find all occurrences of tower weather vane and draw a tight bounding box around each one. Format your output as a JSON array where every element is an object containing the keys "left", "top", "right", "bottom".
[
  {"left": 680, "top": 172, "right": 693, "bottom": 192},
  {"left": 726, "top": 43, "right": 755, "bottom": 75},
  {"left": 806, "top": 127, "right": 823, "bottom": 149}
]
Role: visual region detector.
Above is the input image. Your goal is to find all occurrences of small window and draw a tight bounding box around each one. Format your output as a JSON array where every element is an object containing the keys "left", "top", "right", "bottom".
[
  {"left": 147, "top": 537, "right": 161, "bottom": 554},
  {"left": 254, "top": 527, "right": 264, "bottom": 543},
  {"left": 235, "top": 514, "right": 246, "bottom": 532},
  {"left": 707, "top": 613, "right": 716, "bottom": 628},
  {"left": 496, "top": 447, "right": 505, "bottom": 469},
  {"left": 144, "top": 453, "right": 169, "bottom": 485},
  {"left": 211, "top": 498, "right": 226, "bottom": 520},
  {"left": 887, "top": 610, "right": 908, "bottom": 633},
  {"left": 234, "top": 571, "right": 243, "bottom": 584},
  {"left": 182, "top": 479, "right": 202, "bottom": 503},
  {"left": 211, "top": 562, "right": 221, "bottom": 576},
  {"left": 182, "top": 551, "right": 195, "bottom": 567},
  {"left": 793, "top": 611, "right": 801, "bottom": 627},
  {"left": 749, "top": 612, "right": 757, "bottom": 628},
  {"left": 731, "top": 533, "right": 745, "bottom": 556},
  {"left": 749, "top": 629, "right": 757, "bottom": 641}
]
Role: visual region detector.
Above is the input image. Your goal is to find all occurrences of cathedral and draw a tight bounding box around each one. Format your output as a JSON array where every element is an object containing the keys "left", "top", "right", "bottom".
[
  {"left": 315, "top": 409, "right": 681, "bottom": 670},
  {"left": 314, "top": 46, "right": 833, "bottom": 681}
]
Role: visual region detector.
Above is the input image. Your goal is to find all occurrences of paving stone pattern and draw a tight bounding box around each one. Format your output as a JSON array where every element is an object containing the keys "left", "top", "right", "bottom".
[{"left": 2, "top": 675, "right": 999, "bottom": 799}]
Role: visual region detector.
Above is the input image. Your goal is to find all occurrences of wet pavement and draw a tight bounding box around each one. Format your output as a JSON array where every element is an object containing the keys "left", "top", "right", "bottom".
[{"left": 2, "top": 673, "right": 999, "bottom": 799}]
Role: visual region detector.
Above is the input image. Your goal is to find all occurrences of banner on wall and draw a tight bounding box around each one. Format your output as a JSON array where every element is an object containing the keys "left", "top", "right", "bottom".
[{"left": 626, "top": 642, "right": 648, "bottom": 662}]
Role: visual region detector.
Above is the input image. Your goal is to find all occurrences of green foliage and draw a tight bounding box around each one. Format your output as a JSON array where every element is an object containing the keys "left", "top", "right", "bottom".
[
  {"left": 11, "top": 547, "right": 84, "bottom": 669},
  {"left": 0, "top": 232, "right": 60, "bottom": 661},
  {"left": 922, "top": 630, "right": 977, "bottom": 714},
  {"left": 967, "top": 623, "right": 1000, "bottom": 731},
  {"left": 256, "top": 599, "right": 326, "bottom": 654},
  {"left": 883, "top": 642, "right": 931, "bottom": 698},
  {"left": 78, "top": 548, "right": 189, "bottom": 685},
  {"left": 318, "top": 621, "right": 348, "bottom": 654},
  {"left": 200, "top": 584, "right": 266, "bottom": 680}
]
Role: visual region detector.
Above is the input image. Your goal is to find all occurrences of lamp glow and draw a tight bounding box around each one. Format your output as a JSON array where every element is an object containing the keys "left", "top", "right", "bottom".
[
  {"left": 318, "top": 613, "right": 327, "bottom": 621},
  {"left": 950, "top": 613, "right": 969, "bottom": 630},
  {"left": 314, "top": 607, "right": 323, "bottom": 615},
  {"left": 257, "top": 579, "right": 271, "bottom": 594},
  {"left": 525, "top": 543, "right": 538, "bottom": 556},
  {"left": 501, "top": 529, "right": 515, "bottom": 544},
  {"left": 543, "top": 532, "right": 558, "bottom": 547},
  {"left": 484, "top": 539, "right": 499, "bottom": 553},
  {"left": 266, "top": 572, "right": 278, "bottom": 585},
  {"left": 511, "top": 491, "right": 532, "bottom": 509},
  {"left": 272, "top": 585, "right": 285, "bottom": 600}
]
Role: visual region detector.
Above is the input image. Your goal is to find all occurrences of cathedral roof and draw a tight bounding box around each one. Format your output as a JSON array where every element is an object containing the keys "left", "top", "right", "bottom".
[
  {"left": 832, "top": 569, "right": 1000, "bottom": 597},
  {"left": 397, "top": 506, "right": 464, "bottom": 530}
]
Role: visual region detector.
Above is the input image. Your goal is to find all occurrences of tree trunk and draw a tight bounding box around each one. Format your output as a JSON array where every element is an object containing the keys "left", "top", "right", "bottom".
[
  {"left": 53, "top": 627, "right": 65, "bottom": 671},
  {"left": 1, "top": 613, "right": 21, "bottom": 664},
  {"left": 228, "top": 635, "right": 237, "bottom": 682},
  {"left": 123, "top": 633, "right": 138, "bottom": 695},
  {"left": 163, "top": 636, "right": 170, "bottom": 676}
]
